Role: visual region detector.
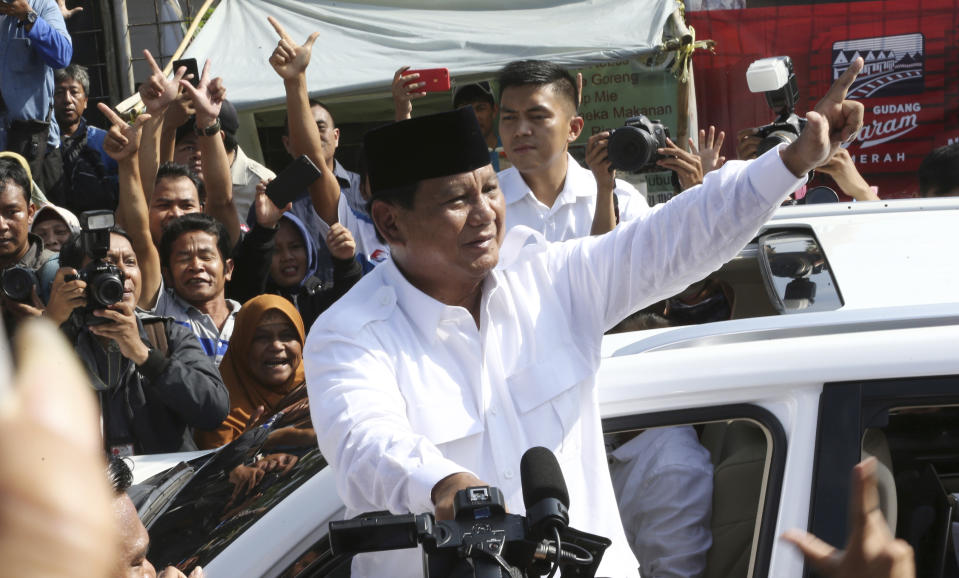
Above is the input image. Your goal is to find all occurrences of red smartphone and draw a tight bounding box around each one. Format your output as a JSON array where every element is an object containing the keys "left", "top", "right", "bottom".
[{"left": 405, "top": 68, "right": 451, "bottom": 93}]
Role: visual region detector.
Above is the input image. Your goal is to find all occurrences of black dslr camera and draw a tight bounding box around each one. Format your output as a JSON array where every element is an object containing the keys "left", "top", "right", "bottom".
[
  {"left": 66, "top": 210, "right": 125, "bottom": 325},
  {"left": 747, "top": 55, "right": 807, "bottom": 157},
  {"left": 606, "top": 114, "right": 669, "bottom": 172},
  {"left": 1, "top": 266, "right": 39, "bottom": 303}
]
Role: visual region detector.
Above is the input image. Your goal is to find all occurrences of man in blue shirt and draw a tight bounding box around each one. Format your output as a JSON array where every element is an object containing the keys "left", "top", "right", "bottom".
[
  {"left": 49, "top": 63, "right": 119, "bottom": 214},
  {"left": 0, "top": 0, "right": 72, "bottom": 191}
]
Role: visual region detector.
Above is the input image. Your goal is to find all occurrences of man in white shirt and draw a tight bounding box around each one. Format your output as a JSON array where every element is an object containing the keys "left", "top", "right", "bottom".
[
  {"left": 305, "top": 57, "right": 865, "bottom": 577},
  {"left": 496, "top": 60, "right": 649, "bottom": 241}
]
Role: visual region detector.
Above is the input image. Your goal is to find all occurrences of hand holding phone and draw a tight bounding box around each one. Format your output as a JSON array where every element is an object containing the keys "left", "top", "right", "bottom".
[
  {"left": 265, "top": 155, "right": 323, "bottom": 209},
  {"left": 172, "top": 58, "right": 200, "bottom": 88},
  {"left": 405, "top": 68, "right": 451, "bottom": 94}
]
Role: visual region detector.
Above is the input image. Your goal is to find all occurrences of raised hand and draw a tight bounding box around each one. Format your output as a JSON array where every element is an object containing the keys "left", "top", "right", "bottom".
[
  {"left": 695, "top": 125, "right": 726, "bottom": 174},
  {"left": 98, "top": 102, "right": 151, "bottom": 162},
  {"left": 179, "top": 59, "right": 225, "bottom": 128},
  {"left": 657, "top": 137, "right": 704, "bottom": 191},
  {"left": 139, "top": 49, "right": 187, "bottom": 115},
  {"left": 585, "top": 130, "right": 615, "bottom": 192},
  {"left": 267, "top": 16, "right": 320, "bottom": 81},
  {"left": 254, "top": 180, "right": 291, "bottom": 229},
  {"left": 327, "top": 223, "right": 356, "bottom": 261},
  {"left": 57, "top": 0, "right": 83, "bottom": 19},
  {"left": 392, "top": 66, "right": 426, "bottom": 122},
  {"left": 782, "top": 57, "right": 865, "bottom": 177},
  {"left": 783, "top": 458, "right": 915, "bottom": 578}
]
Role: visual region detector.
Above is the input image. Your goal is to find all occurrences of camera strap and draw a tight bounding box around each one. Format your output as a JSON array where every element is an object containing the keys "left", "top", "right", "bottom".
[{"left": 141, "top": 319, "right": 170, "bottom": 358}]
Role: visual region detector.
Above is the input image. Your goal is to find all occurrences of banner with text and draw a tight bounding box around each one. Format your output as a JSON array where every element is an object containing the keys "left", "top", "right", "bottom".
[{"left": 688, "top": 0, "right": 959, "bottom": 198}]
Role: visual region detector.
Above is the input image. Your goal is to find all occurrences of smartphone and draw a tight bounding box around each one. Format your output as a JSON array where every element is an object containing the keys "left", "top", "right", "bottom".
[
  {"left": 266, "top": 155, "right": 323, "bottom": 208},
  {"left": 172, "top": 58, "right": 200, "bottom": 87},
  {"left": 405, "top": 68, "right": 451, "bottom": 93}
]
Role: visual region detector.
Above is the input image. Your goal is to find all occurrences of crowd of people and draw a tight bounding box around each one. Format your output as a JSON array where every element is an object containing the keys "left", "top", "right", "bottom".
[{"left": 3, "top": 1, "right": 953, "bottom": 577}]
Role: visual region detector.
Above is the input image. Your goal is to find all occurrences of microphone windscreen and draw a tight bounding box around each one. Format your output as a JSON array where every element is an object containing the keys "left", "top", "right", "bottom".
[{"left": 520, "top": 446, "right": 570, "bottom": 509}]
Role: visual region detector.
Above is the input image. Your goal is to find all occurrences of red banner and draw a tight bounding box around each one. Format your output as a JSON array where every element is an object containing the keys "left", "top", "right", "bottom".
[{"left": 688, "top": 0, "right": 959, "bottom": 198}]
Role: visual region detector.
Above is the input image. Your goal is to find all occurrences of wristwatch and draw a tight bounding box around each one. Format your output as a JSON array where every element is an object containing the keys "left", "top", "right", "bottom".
[
  {"left": 21, "top": 11, "right": 38, "bottom": 27},
  {"left": 194, "top": 117, "right": 221, "bottom": 137}
]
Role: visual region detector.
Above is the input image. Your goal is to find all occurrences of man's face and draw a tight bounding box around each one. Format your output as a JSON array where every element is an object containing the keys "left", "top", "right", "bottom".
[
  {"left": 33, "top": 216, "right": 71, "bottom": 252},
  {"left": 165, "top": 230, "right": 233, "bottom": 306},
  {"left": 0, "top": 181, "right": 35, "bottom": 267},
  {"left": 386, "top": 165, "right": 504, "bottom": 291},
  {"left": 270, "top": 219, "right": 309, "bottom": 289},
  {"left": 79, "top": 233, "right": 142, "bottom": 307},
  {"left": 499, "top": 84, "right": 581, "bottom": 176},
  {"left": 283, "top": 104, "right": 339, "bottom": 166},
  {"left": 112, "top": 495, "right": 157, "bottom": 578},
  {"left": 53, "top": 77, "right": 88, "bottom": 129},
  {"left": 173, "top": 134, "right": 203, "bottom": 181},
  {"left": 149, "top": 176, "right": 201, "bottom": 244},
  {"left": 460, "top": 101, "right": 497, "bottom": 142}
]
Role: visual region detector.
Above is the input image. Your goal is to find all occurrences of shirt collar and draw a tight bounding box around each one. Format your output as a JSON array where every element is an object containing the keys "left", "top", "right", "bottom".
[
  {"left": 502, "top": 153, "right": 591, "bottom": 207},
  {"left": 381, "top": 259, "right": 489, "bottom": 344},
  {"left": 171, "top": 290, "right": 241, "bottom": 319}
]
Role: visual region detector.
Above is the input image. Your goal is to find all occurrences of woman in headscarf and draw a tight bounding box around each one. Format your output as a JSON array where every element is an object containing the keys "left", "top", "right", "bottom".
[
  {"left": 266, "top": 211, "right": 362, "bottom": 331},
  {"left": 195, "top": 294, "right": 314, "bottom": 449},
  {"left": 31, "top": 204, "right": 80, "bottom": 251}
]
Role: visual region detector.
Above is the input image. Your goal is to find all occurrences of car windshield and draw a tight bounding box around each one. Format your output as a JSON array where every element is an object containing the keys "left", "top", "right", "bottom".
[{"left": 137, "top": 416, "right": 327, "bottom": 571}]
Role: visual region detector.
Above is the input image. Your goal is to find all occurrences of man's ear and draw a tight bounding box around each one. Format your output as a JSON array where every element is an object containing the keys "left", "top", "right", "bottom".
[
  {"left": 281, "top": 134, "right": 292, "bottom": 157},
  {"left": 222, "top": 258, "right": 234, "bottom": 282},
  {"left": 332, "top": 127, "right": 341, "bottom": 149},
  {"left": 568, "top": 115, "right": 585, "bottom": 143},
  {"left": 371, "top": 201, "right": 404, "bottom": 246}
]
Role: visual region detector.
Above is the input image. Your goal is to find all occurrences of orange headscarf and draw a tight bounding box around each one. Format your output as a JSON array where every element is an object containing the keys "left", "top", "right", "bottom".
[{"left": 195, "top": 295, "right": 306, "bottom": 449}]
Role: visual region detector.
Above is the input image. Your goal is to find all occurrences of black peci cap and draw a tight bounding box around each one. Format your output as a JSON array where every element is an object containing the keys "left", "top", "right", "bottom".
[{"left": 363, "top": 107, "right": 491, "bottom": 197}]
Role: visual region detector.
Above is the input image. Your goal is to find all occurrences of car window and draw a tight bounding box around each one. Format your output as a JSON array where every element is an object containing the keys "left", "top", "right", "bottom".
[
  {"left": 603, "top": 406, "right": 785, "bottom": 578},
  {"left": 811, "top": 376, "right": 959, "bottom": 578},
  {"left": 609, "top": 228, "right": 842, "bottom": 333}
]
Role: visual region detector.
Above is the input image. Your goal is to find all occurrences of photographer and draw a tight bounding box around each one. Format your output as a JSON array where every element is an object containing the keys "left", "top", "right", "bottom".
[
  {"left": 46, "top": 105, "right": 227, "bottom": 456},
  {"left": 0, "top": 154, "right": 59, "bottom": 334}
]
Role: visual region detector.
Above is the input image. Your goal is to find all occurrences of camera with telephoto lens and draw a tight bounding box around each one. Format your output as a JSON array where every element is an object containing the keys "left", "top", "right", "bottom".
[
  {"left": 0, "top": 265, "right": 39, "bottom": 303},
  {"left": 747, "top": 55, "right": 808, "bottom": 157},
  {"left": 66, "top": 210, "right": 125, "bottom": 325},
  {"left": 606, "top": 114, "right": 670, "bottom": 172}
]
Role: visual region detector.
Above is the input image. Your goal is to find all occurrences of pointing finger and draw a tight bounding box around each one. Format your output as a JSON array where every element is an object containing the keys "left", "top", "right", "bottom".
[
  {"left": 96, "top": 102, "right": 126, "bottom": 127},
  {"left": 268, "top": 16, "right": 290, "bottom": 41},
  {"left": 143, "top": 49, "right": 162, "bottom": 75},
  {"left": 822, "top": 56, "right": 863, "bottom": 106}
]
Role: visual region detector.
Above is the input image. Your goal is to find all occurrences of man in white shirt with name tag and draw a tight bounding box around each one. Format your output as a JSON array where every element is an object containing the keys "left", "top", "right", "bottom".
[{"left": 305, "top": 59, "right": 865, "bottom": 577}]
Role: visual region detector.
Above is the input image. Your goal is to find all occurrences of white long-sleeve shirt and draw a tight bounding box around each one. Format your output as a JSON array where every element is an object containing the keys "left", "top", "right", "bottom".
[
  {"left": 305, "top": 147, "right": 803, "bottom": 577},
  {"left": 498, "top": 153, "right": 650, "bottom": 241}
]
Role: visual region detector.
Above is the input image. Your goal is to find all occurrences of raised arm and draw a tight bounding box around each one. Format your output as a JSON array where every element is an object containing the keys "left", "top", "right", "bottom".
[
  {"left": 586, "top": 131, "right": 617, "bottom": 235},
  {"left": 137, "top": 50, "right": 186, "bottom": 204},
  {"left": 98, "top": 103, "right": 162, "bottom": 309},
  {"left": 179, "top": 62, "right": 242, "bottom": 247},
  {"left": 391, "top": 66, "right": 425, "bottom": 122},
  {"left": 267, "top": 17, "right": 340, "bottom": 225}
]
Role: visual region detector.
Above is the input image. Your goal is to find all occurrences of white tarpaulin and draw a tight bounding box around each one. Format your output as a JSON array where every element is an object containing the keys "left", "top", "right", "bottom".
[{"left": 184, "top": 0, "right": 678, "bottom": 110}]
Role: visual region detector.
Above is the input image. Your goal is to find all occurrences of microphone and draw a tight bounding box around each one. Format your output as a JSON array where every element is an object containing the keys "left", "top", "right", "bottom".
[{"left": 520, "top": 446, "right": 570, "bottom": 540}]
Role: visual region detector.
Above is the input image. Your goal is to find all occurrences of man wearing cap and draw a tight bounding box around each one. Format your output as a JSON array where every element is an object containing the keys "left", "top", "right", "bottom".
[
  {"left": 306, "top": 48, "right": 866, "bottom": 575},
  {"left": 497, "top": 60, "right": 649, "bottom": 241}
]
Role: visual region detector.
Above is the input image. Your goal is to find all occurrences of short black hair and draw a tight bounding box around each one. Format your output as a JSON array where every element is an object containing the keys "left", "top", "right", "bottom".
[
  {"left": 155, "top": 162, "right": 205, "bottom": 205},
  {"left": 496, "top": 60, "right": 578, "bottom": 113},
  {"left": 918, "top": 143, "right": 959, "bottom": 197},
  {"left": 108, "top": 457, "right": 133, "bottom": 495},
  {"left": 223, "top": 130, "right": 238, "bottom": 155},
  {"left": 0, "top": 157, "right": 31, "bottom": 203},
  {"left": 453, "top": 82, "right": 495, "bottom": 109},
  {"left": 283, "top": 99, "right": 334, "bottom": 137},
  {"left": 59, "top": 226, "right": 134, "bottom": 270},
  {"left": 158, "top": 213, "right": 231, "bottom": 270},
  {"left": 54, "top": 64, "right": 90, "bottom": 96}
]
